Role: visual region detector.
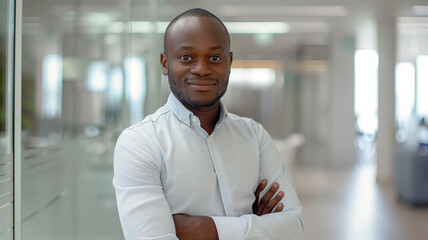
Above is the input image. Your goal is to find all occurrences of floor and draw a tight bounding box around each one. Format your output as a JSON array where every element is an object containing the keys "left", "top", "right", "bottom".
[{"left": 292, "top": 161, "right": 428, "bottom": 240}]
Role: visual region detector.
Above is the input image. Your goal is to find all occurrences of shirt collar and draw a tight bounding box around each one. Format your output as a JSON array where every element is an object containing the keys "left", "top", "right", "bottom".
[{"left": 167, "top": 93, "right": 229, "bottom": 126}]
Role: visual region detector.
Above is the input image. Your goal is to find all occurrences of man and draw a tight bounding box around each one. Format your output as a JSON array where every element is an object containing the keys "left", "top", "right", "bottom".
[{"left": 113, "top": 8, "right": 304, "bottom": 240}]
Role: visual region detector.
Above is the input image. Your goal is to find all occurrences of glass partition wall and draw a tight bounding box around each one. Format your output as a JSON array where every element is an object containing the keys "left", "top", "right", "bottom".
[
  {"left": 0, "top": 0, "right": 171, "bottom": 238},
  {"left": 17, "top": 0, "right": 163, "bottom": 239},
  {"left": 0, "top": 0, "right": 14, "bottom": 239}
]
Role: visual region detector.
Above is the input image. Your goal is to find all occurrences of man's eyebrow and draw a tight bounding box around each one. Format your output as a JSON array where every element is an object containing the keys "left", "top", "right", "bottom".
[
  {"left": 208, "top": 45, "right": 224, "bottom": 50},
  {"left": 178, "top": 46, "right": 194, "bottom": 50}
]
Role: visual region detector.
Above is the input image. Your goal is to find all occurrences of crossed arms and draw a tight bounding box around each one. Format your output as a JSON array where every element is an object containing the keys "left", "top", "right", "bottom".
[
  {"left": 113, "top": 126, "right": 304, "bottom": 239},
  {"left": 173, "top": 180, "right": 284, "bottom": 240}
]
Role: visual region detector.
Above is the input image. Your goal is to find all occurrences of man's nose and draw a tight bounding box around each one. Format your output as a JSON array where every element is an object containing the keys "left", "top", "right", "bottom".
[{"left": 190, "top": 60, "right": 211, "bottom": 76}]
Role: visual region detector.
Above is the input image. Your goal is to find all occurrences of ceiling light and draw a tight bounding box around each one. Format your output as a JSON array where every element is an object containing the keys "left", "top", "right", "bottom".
[
  {"left": 107, "top": 21, "right": 289, "bottom": 35},
  {"left": 225, "top": 22, "right": 289, "bottom": 34},
  {"left": 220, "top": 5, "right": 347, "bottom": 17}
]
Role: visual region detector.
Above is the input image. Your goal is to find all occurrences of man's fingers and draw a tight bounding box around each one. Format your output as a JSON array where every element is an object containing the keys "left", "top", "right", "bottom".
[
  {"left": 252, "top": 179, "right": 267, "bottom": 213},
  {"left": 262, "top": 191, "right": 284, "bottom": 215},
  {"left": 256, "top": 183, "right": 279, "bottom": 215},
  {"left": 274, "top": 203, "right": 284, "bottom": 212},
  {"left": 254, "top": 179, "right": 267, "bottom": 198}
]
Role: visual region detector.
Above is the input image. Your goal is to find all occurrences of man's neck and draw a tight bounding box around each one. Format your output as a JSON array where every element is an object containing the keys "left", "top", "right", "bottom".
[{"left": 184, "top": 102, "right": 220, "bottom": 135}]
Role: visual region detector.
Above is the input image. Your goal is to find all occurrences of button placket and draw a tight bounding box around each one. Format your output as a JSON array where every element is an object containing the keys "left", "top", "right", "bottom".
[{"left": 206, "top": 134, "right": 231, "bottom": 217}]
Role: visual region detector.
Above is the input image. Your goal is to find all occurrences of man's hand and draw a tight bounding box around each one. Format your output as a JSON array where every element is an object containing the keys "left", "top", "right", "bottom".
[
  {"left": 252, "top": 179, "right": 284, "bottom": 216},
  {"left": 173, "top": 214, "right": 219, "bottom": 240}
]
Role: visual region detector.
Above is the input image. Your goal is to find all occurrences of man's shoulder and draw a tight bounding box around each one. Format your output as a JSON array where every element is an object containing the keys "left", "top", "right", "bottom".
[
  {"left": 128, "top": 105, "right": 171, "bottom": 130},
  {"left": 124, "top": 106, "right": 171, "bottom": 133},
  {"left": 117, "top": 105, "right": 172, "bottom": 146},
  {"left": 224, "top": 112, "right": 266, "bottom": 136},
  {"left": 226, "top": 112, "right": 260, "bottom": 127}
]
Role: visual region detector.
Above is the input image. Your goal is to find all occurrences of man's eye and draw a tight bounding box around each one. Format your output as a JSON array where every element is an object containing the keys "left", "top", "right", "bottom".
[
  {"left": 179, "top": 55, "right": 192, "bottom": 61},
  {"left": 210, "top": 56, "right": 222, "bottom": 62}
]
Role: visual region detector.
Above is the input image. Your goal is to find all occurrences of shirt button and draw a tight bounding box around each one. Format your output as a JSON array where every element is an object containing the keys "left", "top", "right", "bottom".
[
  {"left": 217, "top": 171, "right": 222, "bottom": 176},
  {"left": 185, "top": 120, "right": 189, "bottom": 124},
  {"left": 226, "top": 210, "right": 231, "bottom": 215},
  {"left": 192, "top": 118, "right": 197, "bottom": 122},
  {"left": 207, "top": 138, "right": 212, "bottom": 143}
]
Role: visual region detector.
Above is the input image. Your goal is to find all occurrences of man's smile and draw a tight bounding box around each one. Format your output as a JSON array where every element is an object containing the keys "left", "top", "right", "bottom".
[{"left": 186, "top": 79, "right": 217, "bottom": 91}]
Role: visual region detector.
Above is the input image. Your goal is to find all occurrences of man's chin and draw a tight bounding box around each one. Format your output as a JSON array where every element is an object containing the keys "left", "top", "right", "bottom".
[
  {"left": 171, "top": 90, "right": 225, "bottom": 109},
  {"left": 186, "top": 99, "right": 218, "bottom": 108}
]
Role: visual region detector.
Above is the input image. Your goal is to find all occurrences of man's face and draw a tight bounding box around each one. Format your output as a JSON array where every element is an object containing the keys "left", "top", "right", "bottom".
[{"left": 161, "top": 16, "right": 233, "bottom": 109}]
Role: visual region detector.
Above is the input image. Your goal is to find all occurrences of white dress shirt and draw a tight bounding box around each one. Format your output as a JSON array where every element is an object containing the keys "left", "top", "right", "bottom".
[{"left": 113, "top": 93, "right": 304, "bottom": 240}]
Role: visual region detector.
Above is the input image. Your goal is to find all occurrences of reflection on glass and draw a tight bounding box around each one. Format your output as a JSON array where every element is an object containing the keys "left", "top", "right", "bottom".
[
  {"left": 42, "top": 55, "right": 63, "bottom": 119},
  {"left": 111, "top": 67, "right": 124, "bottom": 100},
  {"left": 107, "top": 66, "right": 124, "bottom": 112},
  {"left": 354, "top": 49, "right": 379, "bottom": 135},
  {"left": 124, "top": 57, "right": 146, "bottom": 125},
  {"left": 18, "top": 0, "right": 160, "bottom": 238},
  {"left": 87, "top": 61, "right": 108, "bottom": 92}
]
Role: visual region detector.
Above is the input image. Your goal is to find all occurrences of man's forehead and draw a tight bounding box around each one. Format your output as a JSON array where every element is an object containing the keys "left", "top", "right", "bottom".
[
  {"left": 175, "top": 45, "right": 226, "bottom": 53},
  {"left": 167, "top": 16, "right": 229, "bottom": 46},
  {"left": 170, "top": 16, "right": 223, "bottom": 34}
]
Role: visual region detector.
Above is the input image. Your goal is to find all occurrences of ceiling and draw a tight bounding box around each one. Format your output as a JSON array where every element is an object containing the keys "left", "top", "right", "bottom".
[
  {"left": 22, "top": 0, "right": 428, "bottom": 61},
  {"left": 134, "top": 0, "right": 428, "bottom": 60}
]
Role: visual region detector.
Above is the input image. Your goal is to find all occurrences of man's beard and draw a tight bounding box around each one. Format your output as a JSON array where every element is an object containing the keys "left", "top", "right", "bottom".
[{"left": 168, "top": 75, "right": 228, "bottom": 108}]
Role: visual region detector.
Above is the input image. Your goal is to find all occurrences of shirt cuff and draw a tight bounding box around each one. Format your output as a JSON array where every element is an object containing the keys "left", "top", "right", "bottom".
[{"left": 211, "top": 216, "right": 245, "bottom": 240}]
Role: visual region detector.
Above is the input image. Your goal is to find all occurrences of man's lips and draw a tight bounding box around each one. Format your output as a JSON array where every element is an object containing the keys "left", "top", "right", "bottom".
[{"left": 186, "top": 79, "right": 217, "bottom": 91}]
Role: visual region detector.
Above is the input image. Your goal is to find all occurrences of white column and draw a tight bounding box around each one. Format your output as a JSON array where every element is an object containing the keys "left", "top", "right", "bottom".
[
  {"left": 376, "top": 13, "right": 396, "bottom": 183},
  {"left": 330, "top": 27, "right": 356, "bottom": 166}
]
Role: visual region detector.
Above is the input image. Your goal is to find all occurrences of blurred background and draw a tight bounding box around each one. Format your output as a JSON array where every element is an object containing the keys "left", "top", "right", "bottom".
[{"left": 1, "top": 0, "right": 428, "bottom": 239}]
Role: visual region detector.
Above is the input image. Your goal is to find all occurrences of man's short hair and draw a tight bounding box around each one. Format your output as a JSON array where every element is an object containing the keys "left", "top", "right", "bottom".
[{"left": 163, "top": 8, "right": 230, "bottom": 54}]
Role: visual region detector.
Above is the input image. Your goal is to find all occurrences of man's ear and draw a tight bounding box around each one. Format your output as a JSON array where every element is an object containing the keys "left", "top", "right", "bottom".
[
  {"left": 160, "top": 52, "right": 168, "bottom": 76},
  {"left": 229, "top": 51, "right": 233, "bottom": 66},
  {"left": 228, "top": 51, "right": 233, "bottom": 73}
]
